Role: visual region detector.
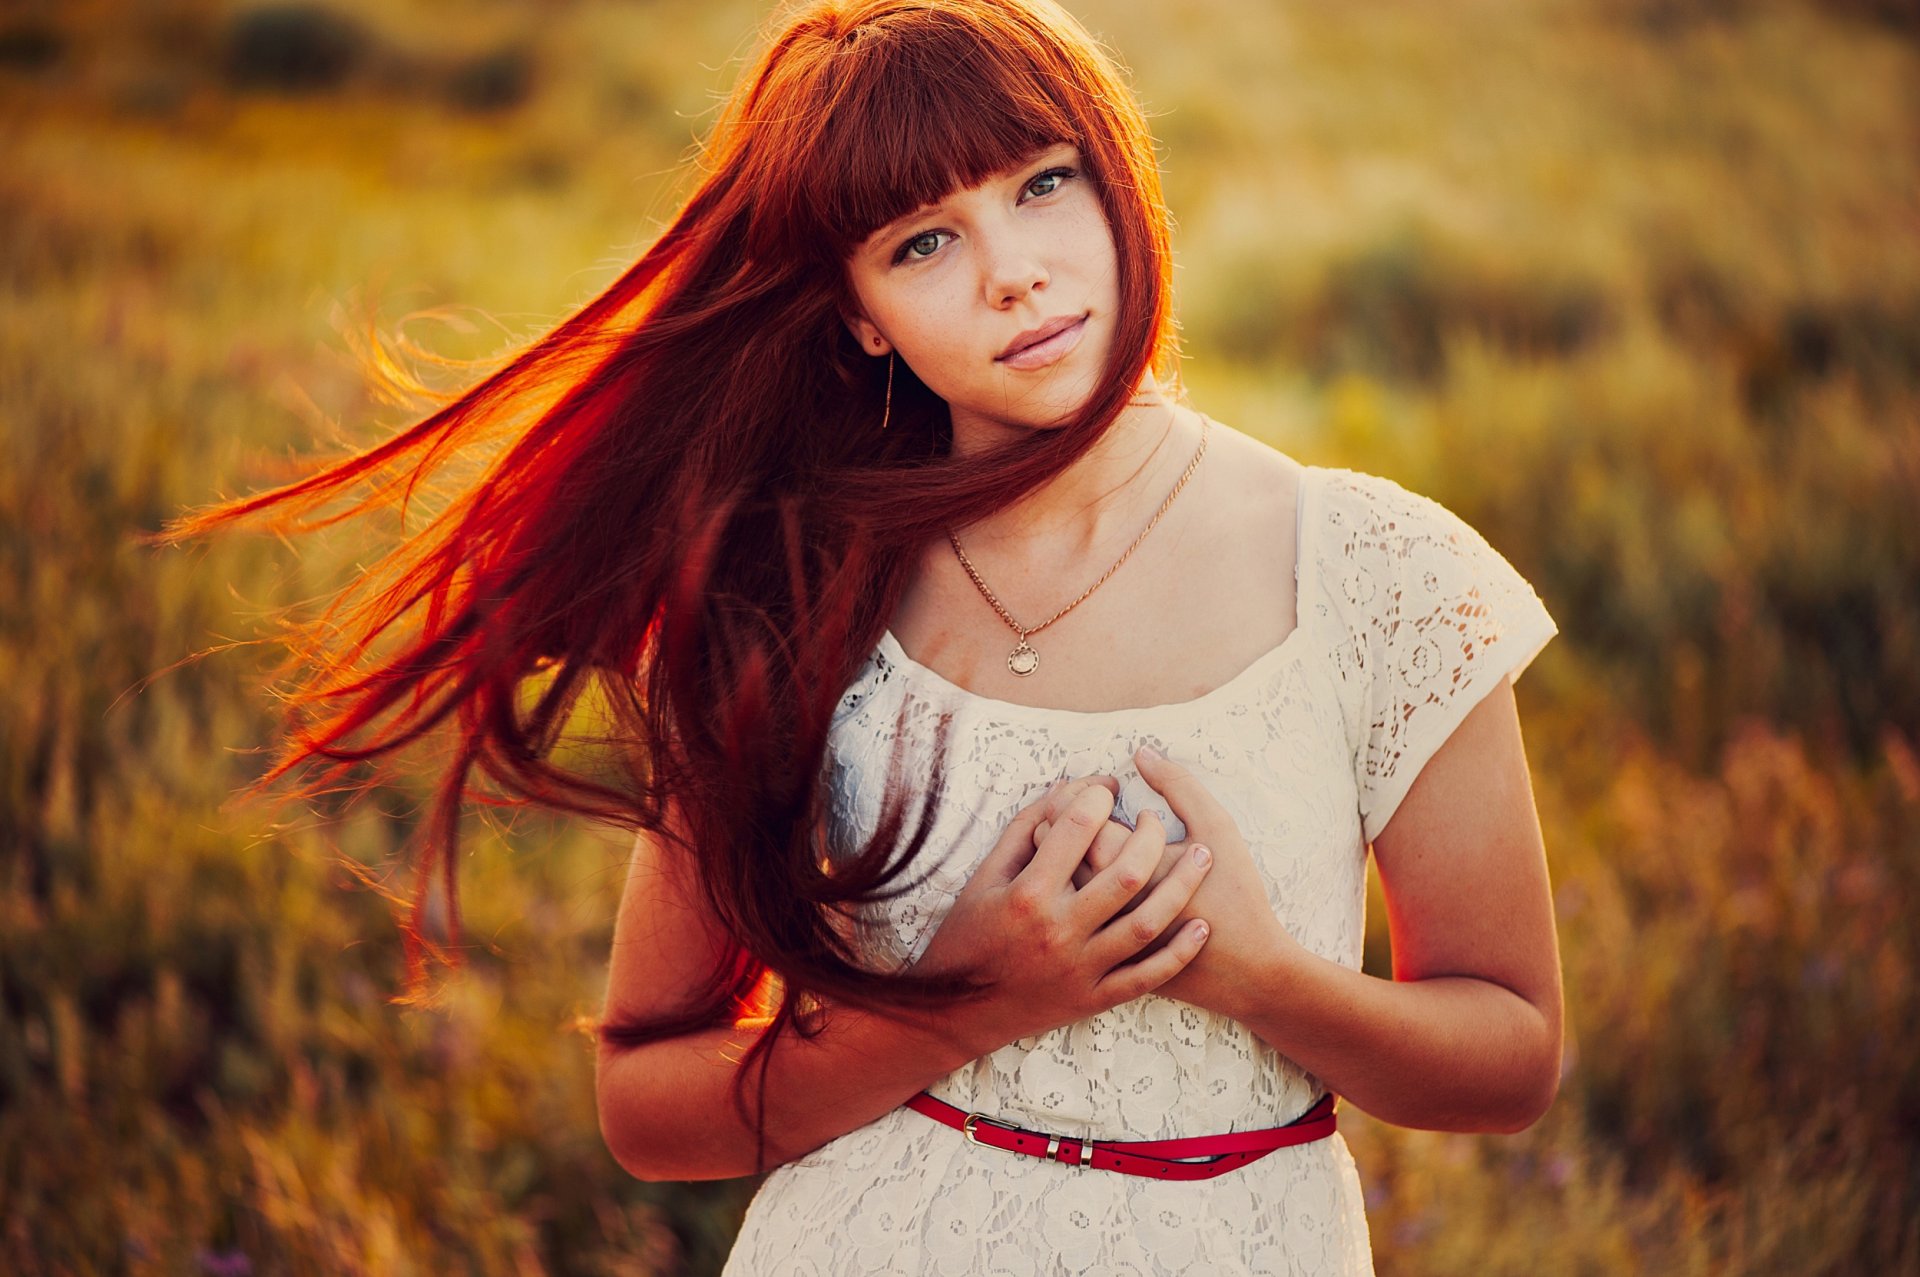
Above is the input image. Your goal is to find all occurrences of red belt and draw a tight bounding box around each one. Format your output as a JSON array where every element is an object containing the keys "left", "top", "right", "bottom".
[{"left": 904, "top": 1090, "right": 1338, "bottom": 1181}]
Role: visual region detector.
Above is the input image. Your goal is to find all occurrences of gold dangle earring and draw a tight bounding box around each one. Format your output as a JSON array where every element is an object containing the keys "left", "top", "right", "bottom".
[{"left": 881, "top": 350, "right": 894, "bottom": 431}]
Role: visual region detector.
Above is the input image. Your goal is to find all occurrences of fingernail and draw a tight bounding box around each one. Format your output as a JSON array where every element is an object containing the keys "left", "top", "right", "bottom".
[
  {"left": 1192, "top": 844, "right": 1211, "bottom": 868},
  {"left": 1139, "top": 744, "right": 1163, "bottom": 762},
  {"left": 1191, "top": 920, "right": 1210, "bottom": 941}
]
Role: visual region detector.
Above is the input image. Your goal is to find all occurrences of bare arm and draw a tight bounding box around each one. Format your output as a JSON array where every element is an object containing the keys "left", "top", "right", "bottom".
[
  {"left": 1228, "top": 676, "right": 1563, "bottom": 1132},
  {"left": 596, "top": 998, "right": 982, "bottom": 1181},
  {"left": 1042, "top": 679, "right": 1563, "bottom": 1134},
  {"left": 596, "top": 783, "right": 1218, "bottom": 1181},
  {"left": 595, "top": 812, "right": 975, "bottom": 1181}
]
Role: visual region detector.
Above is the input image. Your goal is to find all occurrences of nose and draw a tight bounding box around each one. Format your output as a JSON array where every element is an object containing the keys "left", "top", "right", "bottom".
[{"left": 982, "top": 238, "right": 1048, "bottom": 308}]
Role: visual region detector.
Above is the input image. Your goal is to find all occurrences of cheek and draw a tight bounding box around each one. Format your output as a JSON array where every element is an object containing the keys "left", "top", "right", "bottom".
[
  {"left": 1054, "top": 188, "right": 1119, "bottom": 276},
  {"left": 882, "top": 287, "right": 971, "bottom": 369},
  {"left": 1084, "top": 217, "right": 1121, "bottom": 287}
]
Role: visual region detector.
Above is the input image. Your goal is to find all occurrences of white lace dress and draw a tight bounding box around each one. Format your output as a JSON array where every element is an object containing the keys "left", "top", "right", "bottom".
[{"left": 720, "top": 465, "right": 1559, "bottom": 1276}]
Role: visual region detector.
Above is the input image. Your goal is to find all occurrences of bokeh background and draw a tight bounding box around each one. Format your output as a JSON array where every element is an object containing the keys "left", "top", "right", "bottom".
[{"left": 5, "top": 0, "right": 1918, "bottom": 1272}]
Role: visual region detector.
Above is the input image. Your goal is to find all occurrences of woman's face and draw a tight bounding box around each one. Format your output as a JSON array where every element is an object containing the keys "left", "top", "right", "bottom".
[{"left": 842, "top": 142, "right": 1120, "bottom": 440}]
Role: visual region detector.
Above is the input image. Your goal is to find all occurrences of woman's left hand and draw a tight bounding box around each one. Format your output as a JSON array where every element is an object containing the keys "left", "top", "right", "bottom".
[{"left": 1034, "top": 746, "right": 1303, "bottom": 1018}]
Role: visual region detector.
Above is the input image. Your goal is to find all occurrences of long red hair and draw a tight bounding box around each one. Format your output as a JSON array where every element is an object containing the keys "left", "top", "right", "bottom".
[{"left": 163, "top": 0, "right": 1178, "bottom": 1163}]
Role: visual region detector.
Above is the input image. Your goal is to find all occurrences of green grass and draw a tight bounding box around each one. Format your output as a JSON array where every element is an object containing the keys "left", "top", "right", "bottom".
[{"left": 3, "top": 0, "right": 1916, "bottom": 1271}]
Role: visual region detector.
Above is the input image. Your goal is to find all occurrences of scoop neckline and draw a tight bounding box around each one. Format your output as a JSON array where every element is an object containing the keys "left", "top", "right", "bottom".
[{"left": 868, "top": 464, "right": 1320, "bottom": 725}]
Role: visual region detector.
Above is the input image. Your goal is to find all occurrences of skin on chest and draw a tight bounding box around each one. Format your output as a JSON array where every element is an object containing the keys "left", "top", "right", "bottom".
[{"left": 888, "top": 431, "right": 1305, "bottom": 712}]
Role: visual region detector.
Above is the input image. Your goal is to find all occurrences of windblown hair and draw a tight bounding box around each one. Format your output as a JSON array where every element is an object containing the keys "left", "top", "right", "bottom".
[{"left": 164, "top": 0, "right": 1177, "bottom": 1164}]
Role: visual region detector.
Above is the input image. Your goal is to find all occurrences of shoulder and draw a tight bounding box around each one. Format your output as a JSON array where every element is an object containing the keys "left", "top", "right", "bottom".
[
  {"left": 1203, "top": 415, "right": 1306, "bottom": 480},
  {"left": 1193, "top": 416, "right": 1308, "bottom": 544},
  {"left": 1314, "top": 465, "right": 1465, "bottom": 546},
  {"left": 1191, "top": 427, "right": 1464, "bottom": 558},
  {"left": 1309, "top": 466, "right": 1528, "bottom": 608},
  {"left": 1304, "top": 463, "right": 1555, "bottom": 663},
  {"left": 1310, "top": 463, "right": 1557, "bottom": 693}
]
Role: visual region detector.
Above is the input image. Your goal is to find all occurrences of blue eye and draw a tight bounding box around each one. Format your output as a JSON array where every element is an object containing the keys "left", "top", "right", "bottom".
[{"left": 902, "top": 231, "right": 951, "bottom": 260}]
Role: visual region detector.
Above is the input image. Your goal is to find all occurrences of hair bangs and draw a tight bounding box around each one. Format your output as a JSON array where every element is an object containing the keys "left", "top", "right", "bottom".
[{"left": 786, "top": 7, "right": 1091, "bottom": 258}]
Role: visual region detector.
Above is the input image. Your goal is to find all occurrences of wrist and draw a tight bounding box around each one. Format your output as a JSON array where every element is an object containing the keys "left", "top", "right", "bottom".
[
  {"left": 1219, "top": 927, "right": 1310, "bottom": 1025},
  {"left": 886, "top": 996, "right": 997, "bottom": 1072}
]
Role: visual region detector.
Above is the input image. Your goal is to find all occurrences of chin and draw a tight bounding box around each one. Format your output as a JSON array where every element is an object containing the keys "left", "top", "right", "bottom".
[{"left": 948, "top": 355, "right": 1111, "bottom": 436}]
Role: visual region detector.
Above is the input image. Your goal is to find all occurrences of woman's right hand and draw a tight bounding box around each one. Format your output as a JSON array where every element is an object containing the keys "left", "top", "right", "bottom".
[{"left": 910, "top": 780, "right": 1214, "bottom": 1060}]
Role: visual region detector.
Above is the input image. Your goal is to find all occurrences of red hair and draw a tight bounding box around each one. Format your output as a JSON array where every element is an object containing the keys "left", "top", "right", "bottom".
[{"left": 163, "top": 0, "right": 1178, "bottom": 1166}]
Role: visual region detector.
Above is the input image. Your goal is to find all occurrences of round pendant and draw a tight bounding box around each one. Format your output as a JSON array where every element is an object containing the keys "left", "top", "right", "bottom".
[{"left": 1007, "top": 640, "right": 1040, "bottom": 677}]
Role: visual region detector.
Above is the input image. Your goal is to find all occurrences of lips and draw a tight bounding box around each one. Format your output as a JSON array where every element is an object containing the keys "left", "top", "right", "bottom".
[
  {"left": 996, "top": 312, "right": 1088, "bottom": 370},
  {"left": 997, "top": 313, "right": 1083, "bottom": 361}
]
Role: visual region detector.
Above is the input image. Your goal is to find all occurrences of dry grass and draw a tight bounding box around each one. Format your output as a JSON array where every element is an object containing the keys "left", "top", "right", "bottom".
[{"left": 3, "top": 0, "right": 1915, "bottom": 1271}]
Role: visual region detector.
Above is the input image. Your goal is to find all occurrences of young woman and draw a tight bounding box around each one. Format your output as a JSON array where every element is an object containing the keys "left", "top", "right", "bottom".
[{"left": 173, "top": 0, "right": 1564, "bottom": 1271}]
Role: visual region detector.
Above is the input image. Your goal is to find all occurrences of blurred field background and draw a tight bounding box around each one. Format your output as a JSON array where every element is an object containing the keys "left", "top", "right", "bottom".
[{"left": 4, "top": 0, "right": 1917, "bottom": 1272}]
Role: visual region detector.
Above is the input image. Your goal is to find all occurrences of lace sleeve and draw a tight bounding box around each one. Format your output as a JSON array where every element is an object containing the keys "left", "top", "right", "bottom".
[{"left": 1333, "top": 471, "right": 1558, "bottom": 845}]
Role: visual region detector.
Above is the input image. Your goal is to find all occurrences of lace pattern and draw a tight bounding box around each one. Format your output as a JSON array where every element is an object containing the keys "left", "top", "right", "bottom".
[
  {"left": 1316, "top": 469, "right": 1559, "bottom": 843},
  {"left": 722, "top": 464, "right": 1557, "bottom": 1275}
]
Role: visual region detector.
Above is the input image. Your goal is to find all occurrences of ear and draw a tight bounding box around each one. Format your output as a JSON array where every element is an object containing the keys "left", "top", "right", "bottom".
[{"left": 842, "top": 311, "right": 892, "bottom": 357}]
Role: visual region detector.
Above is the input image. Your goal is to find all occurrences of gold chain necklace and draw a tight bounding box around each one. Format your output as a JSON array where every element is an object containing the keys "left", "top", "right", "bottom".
[{"left": 947, "top": 414, "right": 1211, "bottom": 678}]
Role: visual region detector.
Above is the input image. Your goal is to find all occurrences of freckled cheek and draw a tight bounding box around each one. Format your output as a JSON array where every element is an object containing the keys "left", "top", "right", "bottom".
[
  {"left": 1050, "top": 197, "right": 1117, "bottom": 270},
  {"left": 892, "top": 294, "right": 985, "bottom": 396}
]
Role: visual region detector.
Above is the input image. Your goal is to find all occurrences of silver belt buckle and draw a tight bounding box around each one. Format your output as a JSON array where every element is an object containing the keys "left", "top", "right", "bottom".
[
  {"left": 961, "top": 1112, "right": 1019, "bottom": 1147},
  {"left": 963, "top": 1111, "right": 1097, "bottom": 1167}
]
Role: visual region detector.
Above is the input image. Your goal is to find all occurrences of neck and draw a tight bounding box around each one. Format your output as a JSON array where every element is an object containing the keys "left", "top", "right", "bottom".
[{"left": 949, "top": 373, "right": 1201, "bottom": 560}]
